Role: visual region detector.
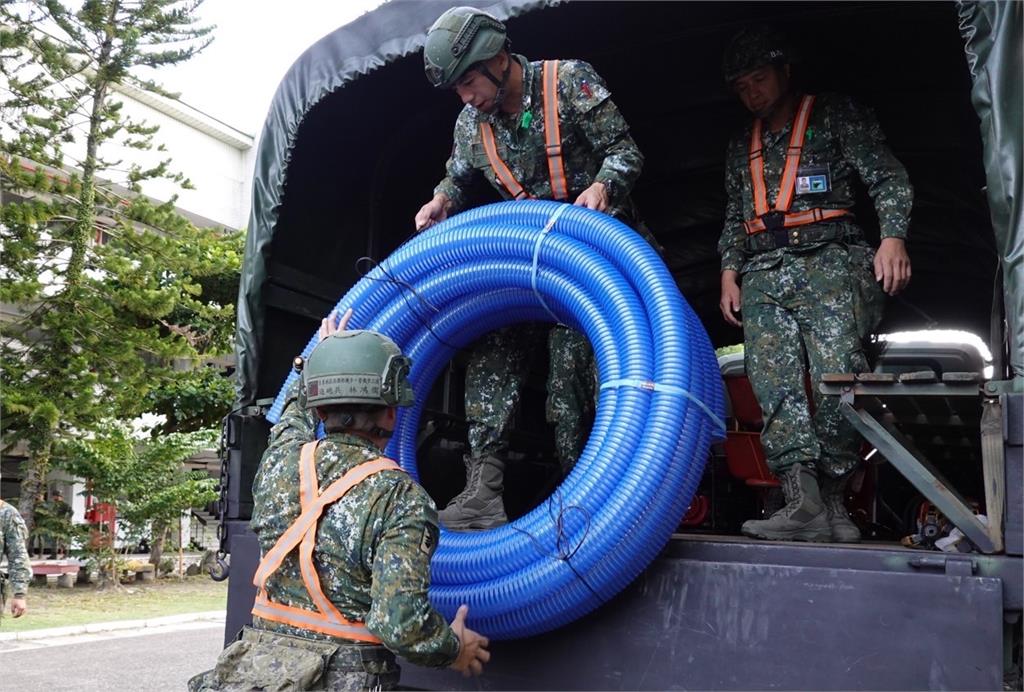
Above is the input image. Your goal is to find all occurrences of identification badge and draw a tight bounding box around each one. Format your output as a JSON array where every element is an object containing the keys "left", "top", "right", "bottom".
[{"left": 795, "top": 164, "right": 831, "bottom": 195}]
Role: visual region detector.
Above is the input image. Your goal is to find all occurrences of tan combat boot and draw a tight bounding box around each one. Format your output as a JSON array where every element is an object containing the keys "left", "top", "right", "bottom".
[
  {"left": 741, "top": 462, "right": 830, "bottom": 542},
  {"left": 820, "top": 473, "right": 861, "bottom": 543},
  {"left": 438, "top": 454, "right": 507, "bottom": 531}
]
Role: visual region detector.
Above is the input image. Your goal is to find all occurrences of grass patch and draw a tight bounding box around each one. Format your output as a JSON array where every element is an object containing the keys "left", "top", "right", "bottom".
[{"left": 1, "top": 574, "right": 227, "bottom": 632}]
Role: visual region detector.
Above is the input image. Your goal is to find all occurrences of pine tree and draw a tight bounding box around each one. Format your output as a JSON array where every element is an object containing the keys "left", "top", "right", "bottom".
[{"left": 0, "top": 1, "right": 238, "bottom": 532}]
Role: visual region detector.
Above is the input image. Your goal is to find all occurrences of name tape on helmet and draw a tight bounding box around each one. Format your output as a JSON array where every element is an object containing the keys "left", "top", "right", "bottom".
[{"left": 307, "top": 374, "right": 381, "bottom": 400}]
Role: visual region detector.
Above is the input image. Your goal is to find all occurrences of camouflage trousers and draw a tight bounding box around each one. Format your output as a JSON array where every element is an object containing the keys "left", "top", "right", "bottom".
[
  {"left": 188, "top": 626, "right": 400, "bottom": 691},
  {"left": 741, "top": 244, "right": 870, "bottom": 479},
  {"left": 465, "top": 323, "right": 597, "bottom": 471}
]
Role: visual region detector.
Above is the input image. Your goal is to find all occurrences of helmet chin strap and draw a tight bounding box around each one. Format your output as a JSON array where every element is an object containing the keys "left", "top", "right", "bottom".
[{"left": 476, "top": 54, "right": 512, "bottom": 113}]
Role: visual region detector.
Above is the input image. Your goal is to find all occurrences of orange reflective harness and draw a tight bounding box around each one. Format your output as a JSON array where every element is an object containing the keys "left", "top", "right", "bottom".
[
  {"left": 744, "top": 94, "right": 852, "bottom": 238},
  {"left": 478, "top": 59, "right": 570, "bottom": 201},
  {"left": 251, "top": 440, "right": 402, "bottom": 643}
]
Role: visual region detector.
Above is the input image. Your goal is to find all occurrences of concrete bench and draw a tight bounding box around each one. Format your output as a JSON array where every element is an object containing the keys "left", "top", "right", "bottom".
[{"left": 31, "top": 560, "right": 81, "bottom": 588}]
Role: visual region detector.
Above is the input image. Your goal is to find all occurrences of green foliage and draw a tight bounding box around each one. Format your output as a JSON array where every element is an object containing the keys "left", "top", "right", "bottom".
[
  {"left": 62, "top": 422, "right": 219, "bottom": 580},
  {"left": 0, "top": 1, "right": 232, "bottom": 530},
  {"left": 144, "top": 365, "right": 235, "bottom": 434},
  {"left": 32, "top": 494, "right": 75, "bottom": 552}
]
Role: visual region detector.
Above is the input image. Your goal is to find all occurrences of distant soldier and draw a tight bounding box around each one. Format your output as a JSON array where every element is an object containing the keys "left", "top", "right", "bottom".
[
  {"left": 415, "top": 6, "right": 657, "bottom": 530},
  {"left": 717, "top": 26, "right": 912, "bottom": 543},
  {"left": 190, "top": 312, "right": 489, "bottom": 690},
  {"left": 1, "top": 499, "right": 30, "bottom": 618}
]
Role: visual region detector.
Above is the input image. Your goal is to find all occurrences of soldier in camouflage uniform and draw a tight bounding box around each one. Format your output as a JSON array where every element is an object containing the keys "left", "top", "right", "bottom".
[
  {"left": 0, "top": 498, "right": 30, "bottom": 619},
  {"left": 717, "top": 26, "right": 912, "bottom": 543},
  {"left": 191, "top": 312, "right": 489, "bottom": 690},
  {"left": 416, "top": 6, "right": 657, "bottom": 531}
]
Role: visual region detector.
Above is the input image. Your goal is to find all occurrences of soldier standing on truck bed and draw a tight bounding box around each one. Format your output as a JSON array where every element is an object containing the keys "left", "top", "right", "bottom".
[
  {"left": 717, "top": 25, "right": 913, "bottom": 543},
  {"left": 190, "top": 312, "right": 489, "bottom": 691},
  {"left": 415, "top": 6, "right": 659, "bottom": 531}
]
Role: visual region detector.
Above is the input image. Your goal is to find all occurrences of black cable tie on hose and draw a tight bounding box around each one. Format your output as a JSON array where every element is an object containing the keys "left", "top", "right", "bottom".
[
  {"left": 511, "top": 488, "right": 602, "bottom": 604},
  {"left": 354, "top": 256, "right": 462, "bottom": 352}
]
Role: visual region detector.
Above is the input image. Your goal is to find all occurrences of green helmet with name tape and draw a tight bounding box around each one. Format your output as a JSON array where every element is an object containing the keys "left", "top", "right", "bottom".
[{"left": 299, "top": 330, "right": 414, "bottom": 409}]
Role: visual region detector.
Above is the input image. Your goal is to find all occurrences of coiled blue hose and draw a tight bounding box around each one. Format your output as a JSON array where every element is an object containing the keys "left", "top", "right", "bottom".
[{"left": 268, "top": 200, "right": 725, "bottom": 639}]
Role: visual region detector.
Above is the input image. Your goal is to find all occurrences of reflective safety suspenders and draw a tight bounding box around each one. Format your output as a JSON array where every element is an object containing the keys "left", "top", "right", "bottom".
[
  {"left": 251, "top": 440, "right": 402, "bottom": 642},
  {"left": 541, "top": 60, "right": 569, "bottom": 200},
  {"left": 478, "top": 59, "right": 569, "bottom": 201},
  {"left": 744, "top": 94, "right": 852, "bottom": 235},
  {"left": 479, "top": 121, "right": 529, "bottom": 199}
]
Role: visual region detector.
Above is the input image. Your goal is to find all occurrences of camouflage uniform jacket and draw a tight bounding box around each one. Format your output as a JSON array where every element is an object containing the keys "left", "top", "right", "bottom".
[
  {"left": 434, "top": 54, "right": 645, "bottom": 225},
  {"left": 0, "top": 499, "right": 30, "bottom": 595},
  {"left": 719, "top": 92, "right": 912, "bottom": 274},
  {"left": 250, "top": 384, "right": 459, "bottom": 668}
]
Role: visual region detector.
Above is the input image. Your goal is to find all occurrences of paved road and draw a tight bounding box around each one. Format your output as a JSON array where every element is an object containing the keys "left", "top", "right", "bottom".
[{"left": 1, "top": 622, "right": 224, "bottom": 691}]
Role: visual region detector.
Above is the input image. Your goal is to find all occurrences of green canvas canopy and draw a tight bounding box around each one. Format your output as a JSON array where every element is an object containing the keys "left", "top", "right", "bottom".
[{"left": 235, "top": 0, "right": 1022, "bottom": 408}]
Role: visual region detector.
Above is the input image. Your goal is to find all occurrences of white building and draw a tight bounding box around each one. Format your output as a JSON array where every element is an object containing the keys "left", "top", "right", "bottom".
[{"left": 98, "top": 79, "right": 256, "bottom": 230}]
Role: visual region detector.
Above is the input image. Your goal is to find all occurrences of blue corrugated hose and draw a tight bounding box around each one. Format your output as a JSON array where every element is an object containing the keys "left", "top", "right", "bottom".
[{"left": 268, "top": 200, "right": 725, "bottom": 639}]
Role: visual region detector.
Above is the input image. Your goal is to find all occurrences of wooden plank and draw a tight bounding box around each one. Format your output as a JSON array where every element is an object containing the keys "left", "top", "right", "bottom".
[
  {"left": 943, "top": 371, "right": 982, "bottom": 384},
  {"left": 856, "top": 372, "right": 898, "bottom": 383},
  {"left": 899, "top": 371, "right": 939, "bottom": 384},
  {"left": 822, "top": 373, "right": 856, "bottom": 384},
  {"left": 980, "top": 399, "right": 1005, "bottom": 552}
]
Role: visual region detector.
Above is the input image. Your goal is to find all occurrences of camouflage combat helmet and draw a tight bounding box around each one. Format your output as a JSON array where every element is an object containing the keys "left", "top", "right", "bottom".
[
  {"left": 423, "top": 6, "right": 508, "bottom": 88},
  {"left": 299, "top": 330, "right": 414, "bottom": 409},
  {"left": 722, "top": 25, "right": 794, "bottom": 82}
]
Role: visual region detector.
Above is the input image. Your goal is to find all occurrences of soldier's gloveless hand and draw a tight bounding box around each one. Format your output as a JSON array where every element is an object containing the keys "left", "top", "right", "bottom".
[
  {"left": 448, "top": 604, "right": 491, "bottom": 677},
  {"left": 10, "top": 595, "right": 26, "bottom": 617},
  {"left": 573, "top": 181, "right": 610, "bottom": 212},
  {"left": 318, "top": 308, "right": 354, "bottom": 341},
  {"left": 873, "top": 237, "right": 911, "bottom": 295},
  {"left": 415, "top": 193, "right": 452, "bottom": 232},
  {"left": 720, "top": 270, "right": 743, "bottom": 327}
]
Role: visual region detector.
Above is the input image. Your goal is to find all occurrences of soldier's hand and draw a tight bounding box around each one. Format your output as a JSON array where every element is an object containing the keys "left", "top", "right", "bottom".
[
  {"left": 415, "top": 194, "right": 451, "bottom": 232},
  {"left": 874, "top": 237, "right": 911, "bottom": 295},
  {"left": 574, "top": 181, "right": 609, "bottom": 212},
  {"left": 720, "top": 270, "right": 743, "bottom": 327},
  {"left": 10, "top": 596, "right": 26, "bottom": 618},
  {"left": 319, "top": 308, "right": 354, "bottom": 341},
  {"left": 449, "top": 604, "right": 490, "bottom": 677}
]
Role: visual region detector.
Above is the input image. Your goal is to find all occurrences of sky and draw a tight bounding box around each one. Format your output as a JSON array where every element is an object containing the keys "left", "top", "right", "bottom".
[{"left": 153, "top": 0, "right": 387, "bottom": 136}]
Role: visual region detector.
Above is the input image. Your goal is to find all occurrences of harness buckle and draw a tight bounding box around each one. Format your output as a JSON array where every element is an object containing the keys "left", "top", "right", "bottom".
[{"left": 760, "top": 210, "right": 785, "bottom": 232}]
